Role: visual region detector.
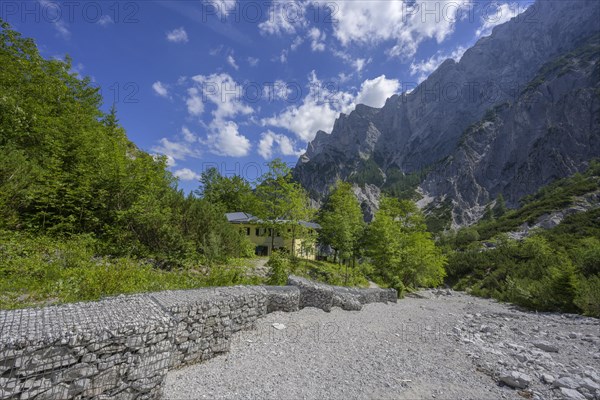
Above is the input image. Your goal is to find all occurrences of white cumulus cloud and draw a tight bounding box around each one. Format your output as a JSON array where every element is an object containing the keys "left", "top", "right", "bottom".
[
  {"left": 227, "top": 54, "right": 239, "bottom": 70},
  {"left": 355, "top": 75, "right": 400, "bottom": 108},
  {"left": 262, "top": 72, "right": 400, "bottom": 142},
  {"left": 151, "top": 138, "right": 200, "bottom": 165},
  {"left": 181, "top": 126, "right": 198, "bottom": 143},
  {"left": 190, "top": 73, "right": 253, "bottom": 120},
  {"left": 258, "top": 130, "right": 303, "bottom": 159},
  {"left": 174, "top": 168, "right": 201, "bottom": 181},
  {"left": 332, "top": 0, "right": 470, "bottom": 58},
  {"left": 152, "top": 81, "right": 169, "bottom": 97},
  {"left": 97, "top": 15, "right": 114, "bottom": 26},
  {"left": 410, "top": 46, "right": 468, "bottom": 83},
  {"left": 186, "top": 88, "right": 204, "bottom": 116},
  {"left": 180, "top": 73, "right": 254, "bottom": 157},
  {"left": 39, "top": 0, "right": 71, "bottom": 38},
  {"left": 258, "top": 1, "right": 308, "bottom": 35},
  {"left": 291, "top": 36, "right": 304, "bottom": 51},
  {"left": 261, "top": 71, "right": 353, "bottom": 142},
  {"left": 476, "top": 2, "right": 525, "bottom": 37},
  {"left": 151, "top": 127, "right": 202, "bottom": 165},
  {"left": 354, "top": 58, "right": 371, "bottom": 73},
  {"left": 213, "top": 0, "right": 238, "bottom": 17},
  {"left": 308, "top": 27, "right": 326, "bottom": 52},
  {"left": 166, "top": 27, "right": 189, "bottom": 43},
  {"left": 206, "top": 120, "right": 251, "bottom": 157}
]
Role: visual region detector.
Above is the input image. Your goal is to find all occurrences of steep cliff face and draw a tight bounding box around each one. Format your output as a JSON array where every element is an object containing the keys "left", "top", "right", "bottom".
[
  {"left": 293, "top": 0, "right": 600, "bottom": 224},
  {"left": 420, "top": 34, "right": 600, "bottom": 226}
]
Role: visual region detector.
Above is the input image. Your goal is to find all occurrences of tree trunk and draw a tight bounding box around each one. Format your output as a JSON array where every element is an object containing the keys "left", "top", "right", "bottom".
[
  {"left": 270, "top": 228, "right": 275, "bottom": 256},
  {"left": 292, "top": 225, "right": 296, "bottom": 260},
  {"left": 345, "top": 262, "right": 348, "bottom": 285}
]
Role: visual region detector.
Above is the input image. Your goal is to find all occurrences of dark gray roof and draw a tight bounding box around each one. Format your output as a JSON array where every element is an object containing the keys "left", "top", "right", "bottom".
[
  {"left": 299, "top": 221, "right": 321, "bottom": 230},
  {"left": 225, "top": 212, "right": 320, "bottom": 229},
  {"left": 225, "top": 212, "right": 259, "bottom": 223}
]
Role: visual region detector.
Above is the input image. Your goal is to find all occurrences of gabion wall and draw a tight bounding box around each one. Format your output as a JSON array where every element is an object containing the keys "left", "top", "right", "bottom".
[{"left": 0, "top": 278, "right": 396, "bottom": 400}]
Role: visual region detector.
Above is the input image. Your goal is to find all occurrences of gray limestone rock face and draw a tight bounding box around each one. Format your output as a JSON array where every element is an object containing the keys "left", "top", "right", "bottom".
[
  {"left": 419, "top": 33, "right": 600, "bottom": 226},
  {"left": 293, "top": 0, "right": 600, "bottom": 224}
]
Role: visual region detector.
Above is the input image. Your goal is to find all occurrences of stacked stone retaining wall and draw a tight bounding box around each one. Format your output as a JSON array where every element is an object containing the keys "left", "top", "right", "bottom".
[{"left": 0, "top": 277, "right": 396, "bottom": 400}]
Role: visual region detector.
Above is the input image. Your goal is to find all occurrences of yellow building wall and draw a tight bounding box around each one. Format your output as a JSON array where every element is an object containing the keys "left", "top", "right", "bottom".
[{"left": 234, "top": 223, "right": 316, "bottom": 260}]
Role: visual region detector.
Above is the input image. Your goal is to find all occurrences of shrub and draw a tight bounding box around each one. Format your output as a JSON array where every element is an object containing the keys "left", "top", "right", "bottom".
[
  {"left": 446, "top": 235, "right": 587, "bottom": 313},
  {"left": 0, "top": 230, "right": 262, "bottom": 309},
  {"left": 293, "top": 259, "right": 369, "bottom": 287},
  {"left": 266, "top": 251, "right": 290, "bottom": 285},
  {"left": 455, "top": 228, "right": 480, "bottom": 248},
  {"left": 390, "top": 276, "right": 405, "bottom": 299},
  {"left": 575, "top": 275, "right": 600, "bottom": 317}
]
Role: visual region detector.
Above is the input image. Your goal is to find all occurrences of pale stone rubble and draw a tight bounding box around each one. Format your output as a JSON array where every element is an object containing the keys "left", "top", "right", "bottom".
[
  {"left": 422, "top": 288, "right": 600, "bottom": 400},
  {"left": 164, "top": 288, "right": 600, "bottom": 399},
  {"left": 0, "top": 278, "right": 396, "bottom": 400}
]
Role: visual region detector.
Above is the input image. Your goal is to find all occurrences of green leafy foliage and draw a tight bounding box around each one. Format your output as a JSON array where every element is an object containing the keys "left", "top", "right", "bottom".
[
  {"left": 0, "top": 231, "right": 261, "bottom": 309},
  {"left": 365, "top": 196, "right": 446, "bottom": 289},
  {"left": 0, "top": 21, "right": 263, "bottom": 308},
  {"left": 0, "top": 20, "right": 255, "bottom": 263},
  {"left": 255, "top": 159, "right": 315, "bottom": 257},
  {"left": 474, "top": 162, "right": 600, "bottom": 241},
  {"left": 197, "top": 167, "right": 259, "bottom": 213},
  {"left": 266, "top": 250, "right": 290, "bottom": 285},
  {"left": 445, "top": 163, "right": 600, "bottom": 317},
  {"left": 448, "top": 235, "right": 586, "bottom": 313},
  {"left": 493, "top": 194, "right": 507, "bottom": 218},
  {"left": 382, "top": 168, "right": 427, "bottom": 200},
  {"left": 424, "top": 198, "right": 453, "bottom": 233},
  {"left": 318, "top": 181, "right": 364, "bottom": 263},
  {"left": 293, "top": 259, "right": 370, "bottom": 287},
  {"left": 348, "top": 157, "right": 384, "bottom": 187}
]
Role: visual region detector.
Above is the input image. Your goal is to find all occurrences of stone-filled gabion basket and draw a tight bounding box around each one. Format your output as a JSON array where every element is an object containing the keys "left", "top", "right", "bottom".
[
  {"left": 0, "top": 279, "right": 396, "bottom": 400},
  {"left": 287, "top": 275, "right": 397, "bottom": 313}
]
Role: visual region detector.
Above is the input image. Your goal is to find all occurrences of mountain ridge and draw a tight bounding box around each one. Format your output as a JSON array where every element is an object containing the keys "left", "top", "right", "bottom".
[{"left": 293, "top": 0, "right": 600, "bottom": 226}]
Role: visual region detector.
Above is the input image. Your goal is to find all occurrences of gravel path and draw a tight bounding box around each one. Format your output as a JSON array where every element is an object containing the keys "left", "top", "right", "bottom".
[{"left": 164, "top": 290, "right": 600, "bottom": 400}]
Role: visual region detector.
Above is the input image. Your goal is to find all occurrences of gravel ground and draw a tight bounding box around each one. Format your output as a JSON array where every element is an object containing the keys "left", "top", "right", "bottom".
[{"left": 164, "top": 290, "right": 600, "bottom": 400}]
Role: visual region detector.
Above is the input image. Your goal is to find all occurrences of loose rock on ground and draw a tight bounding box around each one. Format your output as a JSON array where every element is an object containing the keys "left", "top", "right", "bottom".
[{"left": 165, "top": 290, "right": 600, "bottom": 400}]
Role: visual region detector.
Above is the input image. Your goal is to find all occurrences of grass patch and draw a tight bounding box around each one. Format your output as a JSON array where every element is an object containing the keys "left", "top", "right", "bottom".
[
  {"left": 289, "top": 258, "right": 370, "bottom": 288},
  {"left": 0, "top": 230, "right": 263, "bottom": 310}
]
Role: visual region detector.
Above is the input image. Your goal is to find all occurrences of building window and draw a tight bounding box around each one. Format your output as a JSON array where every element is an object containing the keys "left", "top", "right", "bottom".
[
  {"left": 246, "top": 227, "right": 250, "bottom": 236},
  {"left": 255, "top": 228, "right": 260, "bottom": 236}
]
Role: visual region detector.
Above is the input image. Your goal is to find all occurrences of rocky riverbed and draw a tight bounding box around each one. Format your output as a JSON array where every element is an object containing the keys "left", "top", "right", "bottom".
[{"left": 165, "top": 290, "right": 600, "bottom": 400}]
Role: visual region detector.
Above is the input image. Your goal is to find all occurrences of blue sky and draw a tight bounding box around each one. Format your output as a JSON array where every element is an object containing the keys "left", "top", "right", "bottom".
[{"left": 2, "top": 0, "right": 532, "bottom": 192}]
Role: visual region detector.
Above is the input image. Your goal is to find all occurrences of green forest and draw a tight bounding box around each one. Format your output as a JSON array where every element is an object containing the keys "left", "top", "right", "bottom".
[
  {"left": 0, "top": 21, "right": 443, "bottom": 309},
  {"left": 441, "top": 163, "right": 600, "bottom": 317},
  {"left": 1, "top": 21, "right": 598, "bottom": 317}
]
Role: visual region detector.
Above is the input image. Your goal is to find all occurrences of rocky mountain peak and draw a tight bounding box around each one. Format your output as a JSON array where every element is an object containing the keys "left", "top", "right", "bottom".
[{"left": 293, "top": 0, "right": 600, "bottom": 226}]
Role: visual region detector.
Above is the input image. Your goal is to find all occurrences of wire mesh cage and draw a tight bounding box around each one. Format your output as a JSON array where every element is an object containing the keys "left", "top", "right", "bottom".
[{"left": 0, "top": 295, "right": 175, "bottom": 400}]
